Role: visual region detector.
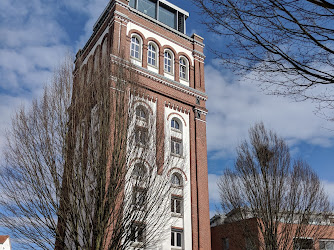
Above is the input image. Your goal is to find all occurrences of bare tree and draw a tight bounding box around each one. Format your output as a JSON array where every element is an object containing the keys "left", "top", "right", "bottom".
[
  {"left": 0, "top": 55, "right": 178, "bottom": 249},
  {"left": 217, "top": 123, "right": 332, "bottom": 249},
  {"left": 194, "top": 0, "right": 334, "bottom": 114}
]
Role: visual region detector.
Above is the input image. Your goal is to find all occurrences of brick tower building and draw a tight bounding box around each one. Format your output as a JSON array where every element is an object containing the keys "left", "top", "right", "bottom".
[{"left": 73, "top": 0, "right": 210, "bottom": 249}]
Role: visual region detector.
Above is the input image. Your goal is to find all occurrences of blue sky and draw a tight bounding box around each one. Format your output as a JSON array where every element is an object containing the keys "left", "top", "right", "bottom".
[{"left": 1, "top": 0, "right": 334, "bottom": 227}]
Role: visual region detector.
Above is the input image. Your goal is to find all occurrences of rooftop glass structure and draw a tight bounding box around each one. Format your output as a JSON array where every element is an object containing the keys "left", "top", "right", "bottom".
[{"left": 129, "top": 0, "right": 189, "bottom": 34}]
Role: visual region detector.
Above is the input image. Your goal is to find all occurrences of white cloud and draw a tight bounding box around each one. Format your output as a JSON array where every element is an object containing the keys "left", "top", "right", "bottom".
[
  {"left": 0, "top": 0, "right": 75, "bottom": 163},
  {"left": 205, "top": 65, "right": 334, "bottom": 159},
  {"left": 208, "top": 174, "right": 220, "bottom": 204},
  {"left": 323, "top": 180, "right": 334, "bottom": 205},
  {"left": 0, "top": 0, "right": 109, "bottom": 166}
]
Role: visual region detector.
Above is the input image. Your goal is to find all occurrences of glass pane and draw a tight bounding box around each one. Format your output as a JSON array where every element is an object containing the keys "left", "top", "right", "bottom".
[
  {"left": 171, "top": 198, "right": 174, "bottom": 212},
  {"left": 172, "top": 174, "right": 181, "bottom": 185},
  {"left": 159, "top": 4, "right": 176, "bottom": 28},
  {"left": 175, "top": 142, "right": 180, "bottom": 154},
  {"left": 171, "top": 232, "right": 175, "bottom": 246},
  {"left": 138, "top": 226, "right": 144, "bottom": 242},
  {"left": 177, "top": 232, "right": 182, "bottom": 247},
  {"left": 130, "top": 226, "right": 136, "bottom": 241},
  {"left": 174, "top": 120, "right": 179, "bottom": 129},
  {"left": 176, "top": 200, "right": 181, "bottom": 213},
  {"left": 178, "top": 12, "right": 185, "bottom": 33},
  {"left": 138, "top": 0, "right": 156, "bottom": 19},
  {"left": 320, "top": 241, "right": 334, "bottom": 250},
  {"left": 131, "top": 37, "right": 140, "bottom": 59},
  {"left": 148, "top": 44, "right": 156, "bottom": 66},
  {"left": 129, "top": 0, "right": 136, "bottom": 8}
]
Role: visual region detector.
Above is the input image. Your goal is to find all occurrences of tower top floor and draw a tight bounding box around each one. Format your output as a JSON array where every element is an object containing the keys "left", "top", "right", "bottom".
[
  {"left": 75, "top": 0, "right": 207, "bottom": 102},
  {"left": 94, "top": 0, "right": 189, "bottom": 35}
]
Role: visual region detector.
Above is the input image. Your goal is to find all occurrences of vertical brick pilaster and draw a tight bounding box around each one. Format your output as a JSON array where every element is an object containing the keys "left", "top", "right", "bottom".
[
  {"left": 190, "top": 110, "right": 199, "bottom": 250},
  {"left": 194, "top": 115, "right": 211, "bottom": 250},
  {"left": 125, "top": 36, "right": 131, "bottom": 61},
  {"left": 194, "top": 60, "right": 201, "bottom": 90},
  {"left": 159, "top": 51, "right": 164, "bottom": 75},
  {"left": 189, "top": 65, "right": 195, "bottom": 89},
  {"left": 110, "top": 21, "right": 120, "bottom": 56},
  {"left": 119, "top": 22, "right": 128, "bottom": 58},
  {"left": 156, "top": 98, "right": 165, "bottom": 174},
  {"left": 142, "top": 44, "right": 148, "bottom": 68},
  {"left": 175, "top": 58, "right": 180, "bottom": 82},
  {"left": 199, "top": 61, "right": 205, "bottom": 92}
]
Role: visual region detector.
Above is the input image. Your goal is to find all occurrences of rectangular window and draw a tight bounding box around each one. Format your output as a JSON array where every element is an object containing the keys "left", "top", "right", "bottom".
[
  {"left": 133, "top": 187, "right": 147, "bottom": 209},
  {"left": 137, "top": 0, "right": 156, "bottom": 19},
  {"left": 294, "top": 238, "right": 313, "bottom": 250},
  {"left": 171, "top": 138, "right": 182, "bottom": 156},
  {"left": 159, "top": 3, "right": 176, "bottom": 29},
  {"left": 171, "top": 229, "right": 183, "bottom": 248},
  {"left": 319, "top": 240, "right": 334, "bottom": 250},
  {"left": 135, "top": 126, "right": 148, "bottom": 145},
  {"left": 131, "top": 222, "right": 145, "bottom": 243},
  {"left": 222, "top": 238, "right": 229, "bottom": 250},
  {"left": 171, "top": 196, "right": 182, "bottom": 214}
]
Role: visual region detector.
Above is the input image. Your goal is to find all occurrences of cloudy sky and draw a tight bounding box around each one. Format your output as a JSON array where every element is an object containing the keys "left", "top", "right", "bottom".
[{"left": 1, "top": 0, "right": 334, "bottom": 223}]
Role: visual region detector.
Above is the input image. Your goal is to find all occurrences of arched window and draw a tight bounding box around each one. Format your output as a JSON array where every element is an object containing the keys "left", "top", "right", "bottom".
[
  {"left": 133, "top": 163, "right": 146, "bottom": 177},
  {"left": 136, "top": 106, "right": 147, "bottom": 120},
  {"left": 164, "top": 50, "right": 173, "bottom": 74},
  {"left": 148, "top": 43, "right": 157, "bottom": 66},
  {"left": 131, "top": 36, "right": 141, "bottom": 60},
  {"left": 171, "top": 173, "right": 182, "bottom": 186},
  {"left": 179, "top": 57, "right": 188, "bottom": 80},
  {"left": 171, "top": 118, "right": 180, "bottom": 130}
]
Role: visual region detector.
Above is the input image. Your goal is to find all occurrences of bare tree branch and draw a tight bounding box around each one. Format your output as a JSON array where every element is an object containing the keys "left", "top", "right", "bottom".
[
  {"left": 217, "top": 123, "right": 333, "bottom": 249},
  {"left": 194, "top": 0, "right": 334, "bottom": 111}
]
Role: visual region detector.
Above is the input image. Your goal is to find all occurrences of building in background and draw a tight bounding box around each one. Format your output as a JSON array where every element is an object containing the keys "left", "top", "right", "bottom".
[
  {"left": 211, "top": 211, "right": 334, "bottom": 250},
  {"left": 72, "top": 0, "right": 210, "bottom": 249},
  {"left": 0, "top": 236, "right": 11, "bottom": 250}
]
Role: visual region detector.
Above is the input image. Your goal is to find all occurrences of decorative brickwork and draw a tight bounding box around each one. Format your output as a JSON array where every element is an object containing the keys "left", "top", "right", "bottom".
[{"left": 74, "top": 0, "right": 211, "bottom": 249}]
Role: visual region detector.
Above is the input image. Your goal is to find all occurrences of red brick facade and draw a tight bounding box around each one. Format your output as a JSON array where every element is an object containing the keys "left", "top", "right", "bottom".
[
  {"left": 211, "top": 217, "right": 334, "bottom": 250},
  {"left": 74, "top": 0, "right": 211, "bottom": 249}
]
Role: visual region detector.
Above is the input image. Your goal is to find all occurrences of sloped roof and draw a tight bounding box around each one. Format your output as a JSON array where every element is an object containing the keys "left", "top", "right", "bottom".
[{"left": 0, "top": 235, "right": 9, "bottom": 244}]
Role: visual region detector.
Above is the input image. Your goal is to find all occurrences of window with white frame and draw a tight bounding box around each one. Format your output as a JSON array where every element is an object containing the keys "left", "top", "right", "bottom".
[
  {"left": 132, "top": 187, "right": 147, "bottom": 209},
  {"left": 170, "top": 118, "right": 181, "bottom": 130},
  {"left": 171, "top": 229, "right": 183, "bottom": 248},
  {"left": 293, "top": 238, "right": 313, "bottom": 250},
  {"left": 171, "top": 118, "right": 180, "bottom": 130},
  {"left": 179, "top": 57, "right": 188, "bottom": 80},
  {"left": 171, "top": 137, "right": 182, "bottom": 156},
  {"left": 131, "top": 222, "right": 145, "bottom": 243},
  {"left": 171, "top": 195, "right": 182, "bottom": 214},
  {"left": 131, "top": 36, "right": 141, "bottom": 60},
  {"left": 135, "top": 126, "right": 148, "bottom": 145},
  {"left": 164, "top": 50, "right": 173, "bottom": 74},
  {"left": 148, "top": 43, "right": 157, "bottom": 66},
  {"left": 171, "top": 173, "right": 182, "bottom": 187},
  {"left": 320, "top": 240, "right": 334, "bottom": 250}
]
